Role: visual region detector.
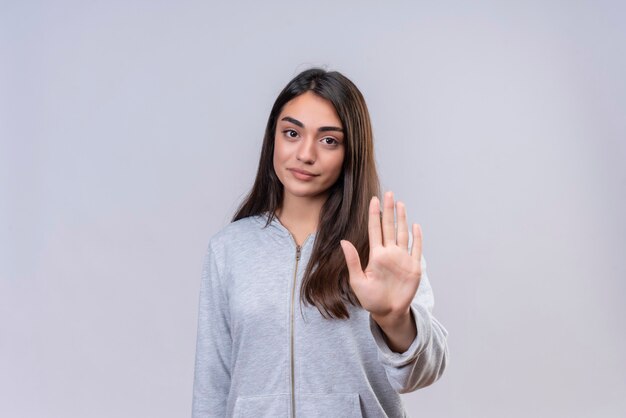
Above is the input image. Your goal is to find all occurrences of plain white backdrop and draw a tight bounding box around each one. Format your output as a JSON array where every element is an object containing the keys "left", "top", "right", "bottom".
[{"left": 1, "top": 1, "right": 625, "bottom": 417}]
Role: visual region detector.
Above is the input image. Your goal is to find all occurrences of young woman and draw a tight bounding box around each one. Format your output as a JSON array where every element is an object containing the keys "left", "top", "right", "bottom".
[{"left": 192, "top": 68, "right": 448, "bottom": 417}]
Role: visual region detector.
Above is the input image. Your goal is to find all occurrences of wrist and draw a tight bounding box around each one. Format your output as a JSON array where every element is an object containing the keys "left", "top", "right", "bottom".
[{"left": 371, "top": 307, "right": 412, "bottom": 331}]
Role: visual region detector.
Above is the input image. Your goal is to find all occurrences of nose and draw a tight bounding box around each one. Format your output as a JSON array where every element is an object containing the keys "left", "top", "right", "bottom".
[{"left": 296, "top": 135, "right": 316, "bottom": 164}]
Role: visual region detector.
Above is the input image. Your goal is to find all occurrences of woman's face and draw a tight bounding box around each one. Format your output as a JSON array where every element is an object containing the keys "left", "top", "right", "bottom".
[{"left": 273, "top": 91, "right": 345, "bottom": 201}]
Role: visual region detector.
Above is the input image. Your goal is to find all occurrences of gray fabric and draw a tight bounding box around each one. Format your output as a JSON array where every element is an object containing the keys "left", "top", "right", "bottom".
[{"left": 192, "top": 213, "right": 448, "bottom": 417}]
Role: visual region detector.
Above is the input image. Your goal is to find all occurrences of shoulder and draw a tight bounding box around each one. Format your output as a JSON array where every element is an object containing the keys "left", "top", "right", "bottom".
[{"left": 206, "top": 214, "right": 266, "bottom": 254}]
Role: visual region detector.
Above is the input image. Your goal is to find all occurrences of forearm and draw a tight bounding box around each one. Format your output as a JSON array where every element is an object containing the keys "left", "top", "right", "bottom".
[
  {"left": 371, "top": 309, "right": 417, "bottom": 354},
  {"left": 370, "top": 304, "right": 448, "bottom": 394},
  {"left": 369, "top": 256, "right": 449, "bottom": 394}
]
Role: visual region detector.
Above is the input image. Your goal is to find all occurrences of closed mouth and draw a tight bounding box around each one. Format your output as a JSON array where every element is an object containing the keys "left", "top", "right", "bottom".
[{"left": 289, "top": 168, "right": 318, "bottom": 176}]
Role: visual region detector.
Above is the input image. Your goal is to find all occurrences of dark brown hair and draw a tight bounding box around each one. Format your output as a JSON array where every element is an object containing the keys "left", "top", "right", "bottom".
[{"left": 232, "top": 68, "right": 380, "bottom": 319}]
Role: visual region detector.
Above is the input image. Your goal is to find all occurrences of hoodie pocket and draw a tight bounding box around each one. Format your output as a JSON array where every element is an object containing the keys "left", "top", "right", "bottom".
[
  {"left": 233, "top": 394, "right": 290, "bottom": 418},
  {"left": 233, "top": 392, "right": 362, "bottom": 418},
  {"left": 298, "top": 392, "right": 363, "bottom": 418}
]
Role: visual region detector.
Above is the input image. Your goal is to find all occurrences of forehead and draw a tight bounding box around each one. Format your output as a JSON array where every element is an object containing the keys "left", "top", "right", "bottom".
[{"left": 278, "top": 91, "right": 342, "bottom": 126}]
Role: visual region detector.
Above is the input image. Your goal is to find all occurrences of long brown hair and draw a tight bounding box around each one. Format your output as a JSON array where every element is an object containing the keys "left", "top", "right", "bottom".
[{"left": 232, "top": 68, "right": 380, "bottom": 319}]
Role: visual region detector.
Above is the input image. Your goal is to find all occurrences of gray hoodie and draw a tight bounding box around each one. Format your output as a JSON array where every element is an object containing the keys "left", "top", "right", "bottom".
[{"left": 192, "top": 213, "right": 448, "bottom": 417}]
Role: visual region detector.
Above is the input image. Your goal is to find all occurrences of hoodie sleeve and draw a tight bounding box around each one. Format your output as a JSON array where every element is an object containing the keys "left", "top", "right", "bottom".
[
  {"left": 368, "top": 253, "right": 449, "bottom": 394},
  {"left": 192, "top": 241, "right": 231, "bottom": 417}
]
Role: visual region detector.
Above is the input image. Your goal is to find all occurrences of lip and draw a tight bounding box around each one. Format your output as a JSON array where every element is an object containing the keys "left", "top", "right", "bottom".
[
  {"left": 288, "top": 168, "right": 318, "bottom": 176},
  {"left": 288, "top": 168, "right": 318, "bottom": 181}
]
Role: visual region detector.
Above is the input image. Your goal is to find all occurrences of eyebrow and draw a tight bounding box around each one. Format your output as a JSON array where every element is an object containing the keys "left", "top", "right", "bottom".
[{"left": 280, "top": 116, "right": 344, "bottom": 133}]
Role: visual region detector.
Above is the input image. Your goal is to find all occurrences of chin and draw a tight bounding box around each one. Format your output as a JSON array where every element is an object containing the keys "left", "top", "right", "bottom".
[
  {"left": 286, "top": 188, "right": 320, "bottom": 198},
  {"left": 284, "top": 184, "right": 327, "bottom": 198}
]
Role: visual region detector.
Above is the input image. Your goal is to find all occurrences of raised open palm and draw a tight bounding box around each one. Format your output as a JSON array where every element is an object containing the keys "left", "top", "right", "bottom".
[{"left": 340, "top": 191, "right": 422, "bottom": 322}]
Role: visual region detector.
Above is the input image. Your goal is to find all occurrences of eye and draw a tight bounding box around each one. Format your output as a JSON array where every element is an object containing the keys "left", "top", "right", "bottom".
[
  {"left": 283, "top": 129, "right": 299, "bottom": 139},
  {"left": 322, "top": 137, "right": 339, "bottom": 146}
]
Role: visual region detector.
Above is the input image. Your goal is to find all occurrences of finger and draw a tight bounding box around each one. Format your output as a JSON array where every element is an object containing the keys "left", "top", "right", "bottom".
[
  {"left": 397, "top": 201, "right": 409, "bottom": 250},
  {"left": 368, "top": 196, "right": 383, "bottom": 250},
  {"left": 382, "top": 191, "right": 396, "bottom": 246},
  {"left": 410, "top": 223, "right": 423, "bottom": 264},
  {"left": 340, "top": 239, "right": 364, "bottom": 283}
]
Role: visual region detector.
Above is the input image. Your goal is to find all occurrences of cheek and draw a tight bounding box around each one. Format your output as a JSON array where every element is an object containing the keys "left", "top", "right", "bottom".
[
  {"left": 273, "top": 137, "right": 288, "bottom": 161},
  {"left": 329, "top": 152, "right": 345, "bottom": 177},
  {"left": 272, "top": 138, "right": 282, "bottom": 165},
  {"left": 336, "top": 150, "right": 346, "bottom": 170}
]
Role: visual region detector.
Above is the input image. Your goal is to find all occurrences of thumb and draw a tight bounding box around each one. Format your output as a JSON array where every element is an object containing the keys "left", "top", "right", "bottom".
[{"left": 340, "top": 239, "right": 364, "bottom": 281}]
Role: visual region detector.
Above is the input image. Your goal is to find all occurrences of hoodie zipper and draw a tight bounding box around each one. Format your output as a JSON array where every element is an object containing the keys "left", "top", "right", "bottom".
[{"left": 290, "top": 233, "right": 311, "bottom": 418}]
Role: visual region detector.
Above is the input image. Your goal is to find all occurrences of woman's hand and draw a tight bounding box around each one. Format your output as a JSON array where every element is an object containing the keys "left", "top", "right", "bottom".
[{"left": 340, "top": 191, "right": 422, "bottom": 330}]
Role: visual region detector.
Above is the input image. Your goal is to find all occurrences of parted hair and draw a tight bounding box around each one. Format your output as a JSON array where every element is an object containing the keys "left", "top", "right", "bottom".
[{"left": 232, "top": 68, "right": 381, "bottom": 319}]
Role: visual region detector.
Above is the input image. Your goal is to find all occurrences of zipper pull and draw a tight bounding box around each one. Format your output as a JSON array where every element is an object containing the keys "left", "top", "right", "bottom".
[{"left": 296, "top": 245, "right": 301, "bottom": 261}]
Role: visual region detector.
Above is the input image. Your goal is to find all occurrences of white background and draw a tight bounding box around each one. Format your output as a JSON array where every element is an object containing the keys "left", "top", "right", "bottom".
[{"left": 1, "top": 1, "right": 625, "bottom": 417}]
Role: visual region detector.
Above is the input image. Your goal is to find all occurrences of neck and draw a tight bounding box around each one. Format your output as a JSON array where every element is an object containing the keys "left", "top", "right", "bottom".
[{"left": 276, "top": 191, "right": 327, "bottom": 237}]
